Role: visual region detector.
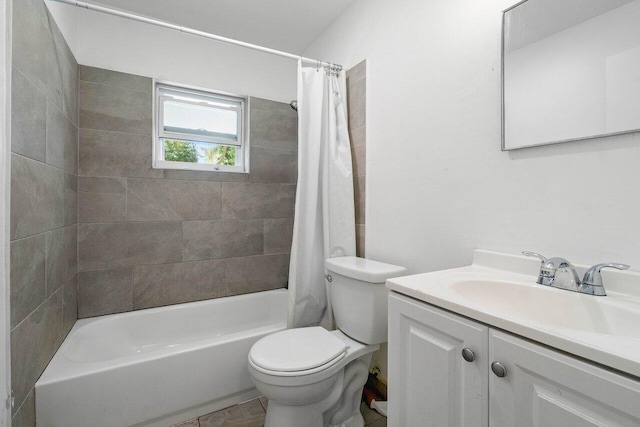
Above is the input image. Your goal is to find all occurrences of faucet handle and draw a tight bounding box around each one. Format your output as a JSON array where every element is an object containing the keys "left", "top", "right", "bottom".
[
  {"left": 582, "top": 263, "right": 630, "bottom": 287},
  {"left": 582, "top": 262, "right": 629, "bottom": 286},
  {"left": 522, "top": 251, "right": 547, "bottom": 263},
  {"left": 581, "top": 263, "right": 629, "bottom": 296},
  {"left": 523, "top": 251, "right": 549, "bottom": 285}
]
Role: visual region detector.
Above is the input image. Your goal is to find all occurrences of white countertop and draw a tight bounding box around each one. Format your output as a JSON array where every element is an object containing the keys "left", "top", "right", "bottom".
[{"left": 386, "top": 250, "right": 640, "bottom": 378}]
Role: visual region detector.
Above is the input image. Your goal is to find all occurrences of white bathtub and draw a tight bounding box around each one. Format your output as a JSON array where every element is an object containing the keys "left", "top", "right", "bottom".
[{"left": 35, "top": 289, "right": 288, "bottom": 427}]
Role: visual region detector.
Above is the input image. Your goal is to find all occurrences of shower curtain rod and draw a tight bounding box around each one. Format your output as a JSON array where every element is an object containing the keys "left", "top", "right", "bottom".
[{"left": 50, "top": 0, "right": 343, "bottom": 71}]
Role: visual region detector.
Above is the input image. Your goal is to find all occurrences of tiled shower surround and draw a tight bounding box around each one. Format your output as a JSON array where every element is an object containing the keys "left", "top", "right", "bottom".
[
  {"left": 347, "top": 60, "right": 366, "bottom": 257},
  {"left": 77, "top": 66, "right": 298, "bottom": 317},
  {"left": 9, "top": 1, "right": 365, "bottom": 422},
  {"left": 10, "top": 0, "right": 79, "bottom": 424}
]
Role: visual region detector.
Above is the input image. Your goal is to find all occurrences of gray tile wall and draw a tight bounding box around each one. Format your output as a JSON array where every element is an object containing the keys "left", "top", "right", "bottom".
[
  {"left": 347, "top": 60, "right": 366, "bottom": 257},
  {"left": 77, "top": 66, "right": 297, "bottom": 318},
  {"left": 10, "top": 0, "right": 79, "bottom": 425}
]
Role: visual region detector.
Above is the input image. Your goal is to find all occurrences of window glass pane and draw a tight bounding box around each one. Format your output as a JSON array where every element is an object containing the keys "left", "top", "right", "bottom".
[
  {"left": 195, "top": 142, "right": 237, "bottom": 165},
  {"left": 163, "top": 140, "right": 198, "bottom": 163},
  {"left": 163, "top": 139, "right": 237, "bottom": 166},
  {"left": 163, "top": 100, "right": 238, "bottom": 142}
]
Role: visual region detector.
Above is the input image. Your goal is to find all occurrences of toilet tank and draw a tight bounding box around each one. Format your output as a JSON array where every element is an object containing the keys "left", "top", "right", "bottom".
[{"left": 325, "top": 257, "right": 407, "bottom": 344}]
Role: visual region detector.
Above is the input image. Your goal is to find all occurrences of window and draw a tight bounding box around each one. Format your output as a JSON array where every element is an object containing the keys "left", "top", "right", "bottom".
[{"left": 154, "top": 82, "right": 248, "bottom": 173}]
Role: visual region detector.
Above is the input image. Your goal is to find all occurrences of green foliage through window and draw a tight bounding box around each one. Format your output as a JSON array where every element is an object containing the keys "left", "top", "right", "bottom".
[
  {"left": 164, "top": 140, "right": 197, "bottom": 163},
  {"left": 198, "top": 145, "right": 236, "bottom": 166},
  {"left": 164, "top": 139, "right": 237, "bottom": 166}
]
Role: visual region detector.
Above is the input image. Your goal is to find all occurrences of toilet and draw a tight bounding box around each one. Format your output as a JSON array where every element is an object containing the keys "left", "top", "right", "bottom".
[{"left": 248, "top": 256, "right": 407, "bottom": 427}]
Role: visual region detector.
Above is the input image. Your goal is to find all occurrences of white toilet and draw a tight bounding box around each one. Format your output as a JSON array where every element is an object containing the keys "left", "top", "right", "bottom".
[{"left": 248, "top": 256, "right": 407, "bottom": 427}]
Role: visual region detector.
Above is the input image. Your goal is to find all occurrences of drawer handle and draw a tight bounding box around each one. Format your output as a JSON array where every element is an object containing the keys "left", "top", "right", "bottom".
[
  {"left": 491, "top": 361, "right": 507, "bottom": 378},
  {"left": 461, "top": 348, "right": 475, "bottom": 362}
]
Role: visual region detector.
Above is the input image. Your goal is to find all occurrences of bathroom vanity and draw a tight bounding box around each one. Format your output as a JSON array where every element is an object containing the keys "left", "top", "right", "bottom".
[{"left": 386, "top": 250, "right": 640, "bottom": 426}]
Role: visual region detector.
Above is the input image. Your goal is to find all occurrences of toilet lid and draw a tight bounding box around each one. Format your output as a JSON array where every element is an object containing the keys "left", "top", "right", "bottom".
[{"left": 249, "top": 327, "right": 348, "bottom": 373}]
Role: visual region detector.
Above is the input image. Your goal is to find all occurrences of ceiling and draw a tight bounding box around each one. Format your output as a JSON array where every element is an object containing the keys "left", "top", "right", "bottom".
[{"left": 83, "top": 0, "right": 356, "bottom": 54}]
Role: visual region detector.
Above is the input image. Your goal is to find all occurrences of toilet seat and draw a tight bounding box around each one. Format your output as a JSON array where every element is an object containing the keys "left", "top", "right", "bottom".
[
  {"left": 249, "top": 327, "right": 348, "bottom": 377},
  {"left": 249, "top": 328, "right": 379, "bottom": 389}
]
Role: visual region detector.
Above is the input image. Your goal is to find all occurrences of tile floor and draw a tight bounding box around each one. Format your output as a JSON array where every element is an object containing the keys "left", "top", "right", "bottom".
[{"left": 172, "top": 397, "right": 387, "bottom": 427}]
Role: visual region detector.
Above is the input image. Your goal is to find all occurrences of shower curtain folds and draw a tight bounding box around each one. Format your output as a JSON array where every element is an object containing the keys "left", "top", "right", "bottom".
[{"left": 288, "top": 60, "right": 356, "bottom": 329}]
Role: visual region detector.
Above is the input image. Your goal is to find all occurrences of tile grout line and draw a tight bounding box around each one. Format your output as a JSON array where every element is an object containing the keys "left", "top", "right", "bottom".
[
  {"left": 11, "top": 64, "right": 63, "bottom": 120},
  {"left": 79, "top": 126, "right": 153, "bottom": 138},
  {"left": 130, "top": 268, "right": 135, "bottom": 311},
  {"left": 10, "top": 223, "right": 76, "bottom": 249},
  {"left": 10, "top": 387, "right": 32, "bottom": 423},
  {"left": 124, "top": 177, "right": 129, "bottom": 222},
  {"left": 10, "top": 282, "right": 64, "bottom": 336},
  {"left": 75, "top": 244, "right": 291, "bottom": 270},
  {"left": 77, "top": 172, "right": 294, "bottom": 185},
  {"left": 262, "top": 219, "right": 266, "bottom": 256},
  {"left": 11, "top": 151, "right": 76, "bottom": 177},
  {"left": 76, "top": 59, "right": 81, "bottom": 325},
  {"left": 78, "top": 79, "right": 153, "bottom": 96},
  {"left": 47, "top": 92, "right": 79, "bottom": 134},
  {"left": 224, "top": 253, "right": 230, "bottom": 297}
]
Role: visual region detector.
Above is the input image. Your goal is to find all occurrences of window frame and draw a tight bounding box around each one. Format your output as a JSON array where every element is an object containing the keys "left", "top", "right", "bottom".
[{"left": 153, "top": 80, "right": 250, "bottom": 173}]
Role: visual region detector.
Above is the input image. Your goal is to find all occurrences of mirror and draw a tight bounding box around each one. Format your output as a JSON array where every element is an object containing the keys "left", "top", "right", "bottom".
[{"left": 502, "top": 0, "right": 640, "bottom": 150}]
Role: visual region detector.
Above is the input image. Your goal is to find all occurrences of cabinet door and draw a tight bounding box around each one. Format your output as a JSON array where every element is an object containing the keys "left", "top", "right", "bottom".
[
  {"left": 388, "top": 293, "right": 488, "bottom": 427},
  {"left": 489, "top": 329, "right": 640, "bottom": 427}
]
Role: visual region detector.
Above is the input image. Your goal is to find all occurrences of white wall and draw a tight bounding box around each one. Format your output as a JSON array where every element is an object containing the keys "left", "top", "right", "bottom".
[
  {"left": 45, "top": 1, "right": 297, "bottom": 103},
  {"left": 45, "top": 0, "right": 78, "bottom": 53},
  {"left": 304, "top": 0, "right": 640, "bottom": 275}
]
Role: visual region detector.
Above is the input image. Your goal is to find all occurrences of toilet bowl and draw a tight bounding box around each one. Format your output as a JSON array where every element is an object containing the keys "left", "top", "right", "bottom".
[
  {"left": 249, "top": 328, "right": 377, "bottom": 427},
  {"left": 248, "top": 257, "right": 407, "bottom": 427}
]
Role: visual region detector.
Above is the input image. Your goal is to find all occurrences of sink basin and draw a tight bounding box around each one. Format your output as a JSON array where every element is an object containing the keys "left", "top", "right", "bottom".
[
  {"left": 451, "top": 280, "right": 640, "bottom": 338},
  {"left": 386, "top": 250, "right": 640, "bottom": 377}
]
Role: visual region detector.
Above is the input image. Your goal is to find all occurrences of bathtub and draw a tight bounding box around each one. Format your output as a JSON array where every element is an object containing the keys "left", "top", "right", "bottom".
[{"left": 35, "top": 289, "right": 288, "bottom": 427}]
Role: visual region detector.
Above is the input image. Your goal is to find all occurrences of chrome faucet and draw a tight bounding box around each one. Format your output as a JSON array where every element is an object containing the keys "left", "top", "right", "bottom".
[{"left": 523, "top": 252, "right": 629, "bottom": 296}]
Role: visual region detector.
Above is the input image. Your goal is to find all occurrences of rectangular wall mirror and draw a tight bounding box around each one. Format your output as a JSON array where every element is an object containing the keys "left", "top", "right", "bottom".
[{"left": 502, "top": 0, "right": 640, "bottom": 150}]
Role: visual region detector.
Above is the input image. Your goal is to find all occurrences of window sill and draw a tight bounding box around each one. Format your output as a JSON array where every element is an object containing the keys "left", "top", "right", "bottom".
[{"left": 153, "top": 160, "right": 249, "bottom": 174}]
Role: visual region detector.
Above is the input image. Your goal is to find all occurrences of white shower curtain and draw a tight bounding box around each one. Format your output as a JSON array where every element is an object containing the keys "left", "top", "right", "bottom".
[{"left": 287, "top": 60, "right": 356, "bottom": 329}]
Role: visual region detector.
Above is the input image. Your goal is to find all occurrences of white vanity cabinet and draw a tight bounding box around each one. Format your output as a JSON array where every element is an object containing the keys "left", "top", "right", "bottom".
[
  {"left": 388, "top": 292, "right": 489, "bottom": 427},
  {"left": 490, "top": 329, "right": 640, "bottom": 427},
  {"left": 388, "top": 292, "right": 640, "bottom": 427}
]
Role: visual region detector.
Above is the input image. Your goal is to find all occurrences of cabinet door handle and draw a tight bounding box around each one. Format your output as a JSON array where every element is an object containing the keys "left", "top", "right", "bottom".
[
  {"left": 461, "top": 348, "right": 475, "bottom": 362},
  {"left": 491, "top": 361, "right": 507, "bottom": 378}
]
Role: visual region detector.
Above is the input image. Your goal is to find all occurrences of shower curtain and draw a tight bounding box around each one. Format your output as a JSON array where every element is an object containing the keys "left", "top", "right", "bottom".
[{"left": 288, "top": 60, "right": 356, "bottom": 329}]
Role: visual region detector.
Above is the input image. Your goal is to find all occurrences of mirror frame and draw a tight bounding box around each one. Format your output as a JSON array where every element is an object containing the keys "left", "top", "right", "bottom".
[{"left": 501, "top": 0, "right": 640, "bottom": 151}]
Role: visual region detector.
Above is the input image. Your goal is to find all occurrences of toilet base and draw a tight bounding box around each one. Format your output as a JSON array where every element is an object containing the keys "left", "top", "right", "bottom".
[
  {"left": 332, "top": 412, "right": 365, "bottom": 427},
  {"left": 263, "top": 356, "right": 371, "bottom": 427},
  {"left": 325, "top": 359, "right": 369, "bottom": 427},
  {"left": 264, "top": 368, "right": 345, "bottom": 427}
]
